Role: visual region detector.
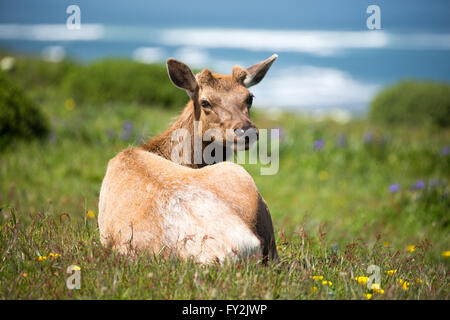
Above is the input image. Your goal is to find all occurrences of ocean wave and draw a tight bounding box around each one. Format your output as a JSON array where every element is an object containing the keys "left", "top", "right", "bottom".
[
  {"left": 161, "top": 28, "right": 389, "bottom": 56},
  {"left": 1, "top": 24, "right": 449, "bottom": 54},
  {"left": 251, "top": 65, "right": 381, "bottom": 112},
  {"left": 0, "top": 24, "right": 104, "bottom": 41}
]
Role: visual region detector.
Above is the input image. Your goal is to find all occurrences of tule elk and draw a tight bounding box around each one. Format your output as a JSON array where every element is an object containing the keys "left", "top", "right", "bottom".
[{"left": 98, "top": 54, "right": 279, "bottom": 264}]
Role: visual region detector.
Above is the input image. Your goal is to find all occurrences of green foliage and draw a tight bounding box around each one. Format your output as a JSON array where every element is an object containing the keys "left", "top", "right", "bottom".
[
  {"left": 369, "top": 80, "right": 450, "bottom": 127},
  {"left": 0, "top": 53, "right": 190, "bottom": 108},
  {"left": 0, "top": 70, "right": 49, "bottom": 147},
  {"left": 62, "top": 59, "right": 189, "bottom": 107},
  {"left": 1, "top": 55, "right": 449, "bottom": 299},
  {"left": 0, "top": 210, "right": 446, "bottom": 299},
  {"left": 1, "top": 101, "right": 449, "bottom": 300},
  {"left": 383, "top": 181, "right": 450, "bottom": 229},
  {"left": 7, "top": 56, "right": 78, "bottom": 90}
]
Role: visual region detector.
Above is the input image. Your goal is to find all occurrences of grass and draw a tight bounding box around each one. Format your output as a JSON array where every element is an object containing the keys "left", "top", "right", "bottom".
[
  {"left": 1, "top": 211, "right": 446, "bottom": 299},
  {"left": 0, "top": 71, "right": 449, "bottom": 300}
]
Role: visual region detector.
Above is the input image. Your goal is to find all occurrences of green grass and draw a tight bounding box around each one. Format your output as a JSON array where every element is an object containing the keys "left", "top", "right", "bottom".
[
  {"left": 1, "top": 211, "right": 447, "bottom": 299},
  {"left": 0, "top": 65, "right": 449, "bottom": 299}
]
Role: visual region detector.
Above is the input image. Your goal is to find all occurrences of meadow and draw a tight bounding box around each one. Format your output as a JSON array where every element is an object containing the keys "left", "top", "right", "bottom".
[{"left": 0, "top": 54, "right": 449, "bottom": 299}]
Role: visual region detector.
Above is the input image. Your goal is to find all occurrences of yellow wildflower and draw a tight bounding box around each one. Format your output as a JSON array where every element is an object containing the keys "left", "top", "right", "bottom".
[
  {"left": 402, "top": 282, "right": 409, "bottom": 290},
  {"left": 72, "top": 265, "right": 81, "bottom": 271},
  {"left": 383, "top": 241, "right": 390, "bottom": 247},
  {"left": 87, "top": 210, "right": 95, "bottom": 219},
  {"left": 310, "top": 286, "right": 318, "bottom": 293},
  {"left": 441, "top": 251, "right": 450, "bottom": 258},
  {"left": 65, "top": 98, "right": 75, "bottom": 111},
  {"left": 37, "top": 256, "right": 47, "bottom": 262},
  {"left": 397, "top": 278, "right": 410, "bottom": 290},
  {"left": 49, "top": 252, "right": 60, "bottom": 259},
  {"left": 386, "top": 269, "right": 397, "bottom": 276},
  {"left": 415, "top": 278, "right": 423, "bottom": 284},
  {"left": 373, "top": 288, "right": 384, "bottom": 294},
  {"left": 322, "top": 280, "right": 332, "bottom": 286},
  {"left": 364, "top": 293, "right": 373, "bottom": 300},
  {"left": 318, "top": 170, "right": 329, "bottom": 181},
  {"left": 354, "top": 276, "right": 369, "bottom": 285},
  {"left": 312, "top": 275, "right": 324, "bottom": 281},
  {"left": 371, "top": 283, "right": 384, "bottom": 294},
  {"left": 406, "top": 245, "right": 416, "bottom": 253}
]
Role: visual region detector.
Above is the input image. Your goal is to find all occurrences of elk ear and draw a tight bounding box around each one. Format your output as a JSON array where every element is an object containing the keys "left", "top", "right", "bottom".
[
  {"left": 243, "top": 54, "right": 278, "bottom": 88},
  {"left": 166, "top": 58, "right": 198, "bottom": 97}
]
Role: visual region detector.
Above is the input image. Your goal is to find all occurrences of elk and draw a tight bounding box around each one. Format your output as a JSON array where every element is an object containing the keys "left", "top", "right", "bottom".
[{"left": 98, "top": 54, "right": 279, "bottom": 264}]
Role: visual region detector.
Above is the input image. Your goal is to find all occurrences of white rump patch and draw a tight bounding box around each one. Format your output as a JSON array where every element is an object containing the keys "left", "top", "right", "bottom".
[{"left": 159, "top": 188, "right": 261, "bottom": 263}]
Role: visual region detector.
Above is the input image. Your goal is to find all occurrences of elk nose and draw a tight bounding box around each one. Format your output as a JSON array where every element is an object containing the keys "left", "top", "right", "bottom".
[
  {"left": 234, "top": 125, "right": 259, "bottom": 137},
  {"left": 234, "top": 128, "right": 245, "bottom": 137}
]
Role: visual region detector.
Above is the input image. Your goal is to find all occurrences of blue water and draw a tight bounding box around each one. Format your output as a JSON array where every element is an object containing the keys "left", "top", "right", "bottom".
[{"left": 1, "top": 0, "right": 449, "bottom": 113}]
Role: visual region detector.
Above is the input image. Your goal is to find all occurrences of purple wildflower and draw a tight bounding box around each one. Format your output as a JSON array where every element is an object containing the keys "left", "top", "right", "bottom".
[
  {"left": 123, "top": 120, "right": 133, "bottom": 131},
  {"left": 441, "top": 146, "right": 450, "bottom": 156},
  {"left": 313, "top": 139, "right": 325, "bottom": 151},
  {"left": 429, "top": 179, "right": 438, "bottom": 187},
  {"left": 48, "top": 132, "right": 57, "bottom": 144},
  {"left": 336, "top": 133, "right": 347, "bottom": 147},
  {"left": 363, "top": 131, "right": 374, "bottom": 144},
  {"left": 121, "top": 120, "right": 134, "bottom": 141},
  {"left": 412, "top": 180, "right": 426, "bottom": 190},
  {"left": 121, "top": 131, "right": 131, "bottom": 141},
  {"left": 389, "top": 183, "right": 400, "bottom": 193}
]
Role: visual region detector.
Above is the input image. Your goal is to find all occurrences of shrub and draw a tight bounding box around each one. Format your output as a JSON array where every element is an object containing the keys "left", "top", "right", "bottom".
[
  {"left": 369, "top": 80, "right": 450, "bottom": 127},
  {"left": 4, "top": 55, "right": 79, "bottom": 90},
  {"left": 0, "top": 70, "right": 49, "bottom": 147},
  {"left": 62, "top": 59, "right": 189, "bottom": 108}
]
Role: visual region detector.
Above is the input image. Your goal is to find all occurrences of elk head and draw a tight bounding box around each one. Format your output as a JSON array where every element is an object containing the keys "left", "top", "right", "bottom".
[{"left": 166, "top": 54, "right": 278, "bottom": 151}]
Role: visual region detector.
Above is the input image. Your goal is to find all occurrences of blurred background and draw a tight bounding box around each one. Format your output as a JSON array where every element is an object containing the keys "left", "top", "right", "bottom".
[
  {"left": 1, "top": 0, "right": 449, "bottom": 114},
  {"left": 0, "top": 1, "right": 449, "bottom": 261}
]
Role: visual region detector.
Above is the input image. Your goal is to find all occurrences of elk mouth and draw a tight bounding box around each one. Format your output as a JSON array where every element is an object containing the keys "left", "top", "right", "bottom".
[
  {"left": 207, "top": 129, "right": 259, "bottom": 151},
  {"left": 234, "top": 129, "right": 259, "bottom": 150}
]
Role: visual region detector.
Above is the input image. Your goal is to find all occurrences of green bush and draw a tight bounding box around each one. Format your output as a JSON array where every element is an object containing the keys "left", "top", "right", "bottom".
[
  {"left": 0, "top": 70, "right": 49, "bottom": 147},
  {"left": 62, "top": 59, "right": 189, "bottom": 108},
  {"left": 0, "top": 53, "right": 190, "bottom": 109},
  {"left": 0, "top": 52, "right": 79, "bottom": 91},
  {"left": 369, "top": 80, "right": 450, "bottom": 127},
  {"left": 9, "top": 58, "right": 79, "bottom": 90}
]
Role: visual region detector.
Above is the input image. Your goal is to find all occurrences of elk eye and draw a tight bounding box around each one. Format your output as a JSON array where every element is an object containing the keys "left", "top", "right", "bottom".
[
  {"left": 246, "top": 94, "right": 254, "bottom": 106},
  {"left": 201, "top": 100, "right": 212, "bottom": 108}
]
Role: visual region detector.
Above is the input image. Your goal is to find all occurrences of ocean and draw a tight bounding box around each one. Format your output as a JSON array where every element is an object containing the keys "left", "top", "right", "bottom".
[{"left": 1, "top": 0, "right": 449, "bottom": 114}]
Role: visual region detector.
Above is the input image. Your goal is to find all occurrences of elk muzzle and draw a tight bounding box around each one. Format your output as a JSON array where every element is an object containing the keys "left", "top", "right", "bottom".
[{"left": 234, "top": 124, "right": 259, "bottom": 149}]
